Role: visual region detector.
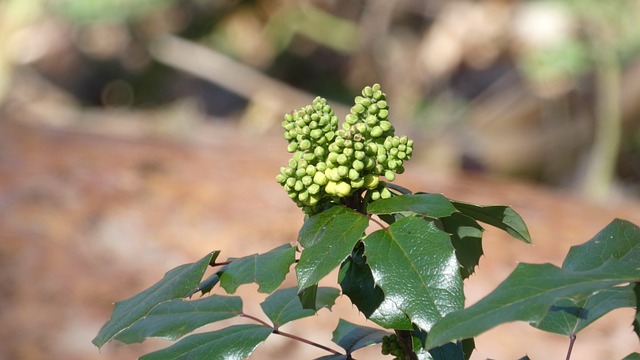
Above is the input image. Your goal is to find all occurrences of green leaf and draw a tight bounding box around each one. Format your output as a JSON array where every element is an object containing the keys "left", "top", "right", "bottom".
[
  {"left": 535, "top": 285, "right": 637, "bottom": 335},
  {"left": 366, "top": 193, "right": 458, "bottom": 218},
  {"left": 296, "top": 206, "right": 369, "bottom": 291},
  {"left": 114, "top": 295, "right": 242, "bottom": 344},
  {"left": 425, "top": 260, "right": 640, "bottom": 349},
  {"left": 562, "top": 219, "right": 640, "bottom": 271},
  {"left": 331, "top": 319, "right": 390, "bottom": 354},
  {"left": 93, "top": 252, "right": 215, "bottom": 348},
  {"left": 534, "top": 219, "right": 640, "bottom": 336},
  {"left": 623, "top": 352, "right": 640, "bottom": 360},
  {"left": 139, "top": 324, "right": 272, "bottom": 360},
  {"left": 451, "top": 201, "right": 531, "bottom": 244},
  {"left": 338, "top": 243, "right": 411, "bottom": 329},
  {"left": 441, "top": 213, "right": 484, "bottom": 279},
  {"left": 261, "top": 286, "right": 340, "bottom": 327},
  {"left": 220, "top": 244, "right": 296, "bottom": 293},
  {"left": 364, "top": 217, "right": 464, "bottom": 332}
]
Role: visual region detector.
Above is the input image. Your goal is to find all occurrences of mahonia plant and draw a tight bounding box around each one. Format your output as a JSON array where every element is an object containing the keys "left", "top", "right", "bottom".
[
  {"left": 276, "top": 84, "right": 412, "bottom": 214},
  {"left": 93, "top": 84, "right": 640, "bottom": 360}
]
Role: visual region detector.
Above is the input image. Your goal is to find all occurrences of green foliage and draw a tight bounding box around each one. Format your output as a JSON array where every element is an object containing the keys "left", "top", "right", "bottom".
[{"left": 94, "top": 84, "right": 640, "bottom": 360}]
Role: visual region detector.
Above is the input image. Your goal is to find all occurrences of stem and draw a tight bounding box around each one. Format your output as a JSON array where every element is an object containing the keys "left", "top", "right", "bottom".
[
  {"left": 238, "top": 312, "right": 343, "bottom": 356},
  {"left": 565, "top": 334, "right": 576, "bottom": 360}
]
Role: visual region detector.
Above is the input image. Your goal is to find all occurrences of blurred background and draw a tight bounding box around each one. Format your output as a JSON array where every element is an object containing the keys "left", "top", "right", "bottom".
[{"left": 1, "top": 0, "right": 640, "bottom": 359}]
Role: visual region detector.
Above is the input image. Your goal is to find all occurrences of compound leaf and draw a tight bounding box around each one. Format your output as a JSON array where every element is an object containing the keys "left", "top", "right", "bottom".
[
  {"left": 367, "top": 193, "right": 458, "bottom": 219},
  {"left": 93, "top": 252, "right": 216, "bottom": 348},
  {"left": 139, "top": 325, "right": 272, "bottom": 360},
  {"left": 535, "top": 219, "right": 640, "bottom": 335},
  {"left": 296, "top": 206, "right": 369, "bottom": 291},
  {"left": 364, "top": 217, "right": 464, "bottom": 332},
  {"left": 220, "top": 243, "right": 296, "bottom": 294},
  {"left": 426, "top": 260, "right": 640, "bottom": 349},
  {"left": 451, "top": 201, "right": 531, "bottom": 244},
  {"left": 114, "top": 295, "right": 242, "bottom": 344},
  {"left": 261, "top": 286, "right": 340, "bottom": 327}
]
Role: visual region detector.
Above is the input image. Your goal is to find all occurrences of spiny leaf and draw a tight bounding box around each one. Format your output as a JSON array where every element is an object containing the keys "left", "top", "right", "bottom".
[
  {"left": 426, "top": 260, "right": 640, "bottom": 349},
  {"left": 139, "top": 324, "right": 272, "bottom": 360},
  {"left": 261, "top": 286, "right": 340, "bottom": 327},
  {"left": 114, "top": 295, "right": 242, "bottom": 344},
  {"left": 364, "top": 217, "right": 464, "bottom": 332},
  {"left": 296, "top": 205, "right": 369, "bottom": 291},
  {"left": 441, "top": 213, "right": 484, "bottom": 279},
  {"left": 220, "top": 243, "right": 296, "bottom": 294},
  {"left": 451, "top": 201, "right": 531, "bottom": 244},
  {"left": 366, "top": 193, "right": 458, "bottom": 218},
  {"left": 535, "top": 219, "right": 640, "bottom": 336},
  {"left": 93, "top": 252, "right": 215, "bottom": 348},
  {"left": 331, "top": 319, "right": 390, "bottom": 354}
]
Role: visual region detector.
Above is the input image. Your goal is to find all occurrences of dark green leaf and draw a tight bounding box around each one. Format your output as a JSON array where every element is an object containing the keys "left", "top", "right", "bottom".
[
  {"left": 623, "top": 352, "right": 640, "bottom": 360},
  {"left": 298, "top": 284, "right": 319, "bottom": 310},
  {"left": 139, "top": 324, "right": 272, "bottom": 360},
  {"left": 188, "top": 273, "right": 220, "bottom": 298},
  {"left": 426, "top": 260, "right": 640, "bottom": 349},
  {"left": 261, "top": 287, "right": 340, "bottom": 327},
  {"left": 441, "top": 213, "right": 484, "bottom": 279},
  {"left": 114, "top": 295, "right": 242, "bottom": 344},
  {"left": 220, "top": 244, "right": 296, "bottom": 294},
  {"left": 93, "top": 252, "right": 215, "bottom": 348},
  {"left": 338, "top": 243, "right": 411, "bottom": 329},
  {"left": 451, "top": 201, "right": 531, "bottom": 244},
  {"left": 364, "top": 217, "right": 464, "bottom": 332},
  {"left": 535, "top": 219, "right": 640, "bottom": 335},
  {"left": 296, "top": 206, "right": 369, "bottom": 291},
  {"left": 634, "top": 284, "right": 640, "bottom": 341},
  {"left": 367, "top": 193, "right": 458, "bottom": 218},
  {"left": 331, "top": 319, "right": 390, "bottom": 354}
]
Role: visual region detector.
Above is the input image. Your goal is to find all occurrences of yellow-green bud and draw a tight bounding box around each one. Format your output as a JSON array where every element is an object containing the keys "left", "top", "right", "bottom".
[
  {"left": 363, "top": 174, "right": 379, "bottom": 189},
  {"left": 381, "top": 187, "right": 392, "bottom": 199},
  {"left": 325, "top": 181, "right": 337, "bottom": 195},
  {"left": 313, "top": 171, "right": 328, "bottom": 185},
  {"left": 385, "top": 170, "right": 395, "bottom": 181},
  {"left": 335, "top": 181, "right": 352, "bottom": 197}
]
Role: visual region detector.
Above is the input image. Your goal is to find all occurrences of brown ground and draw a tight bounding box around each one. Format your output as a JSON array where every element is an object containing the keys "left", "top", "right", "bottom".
[{"left": 1, "top": 116, "right": 639, "bottom": 360}]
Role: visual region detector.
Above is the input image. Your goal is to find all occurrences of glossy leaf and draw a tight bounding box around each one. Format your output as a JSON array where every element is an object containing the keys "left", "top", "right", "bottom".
[
  {"left": 426, "top": 260, "right": 640, "bottom": 349},
  {"left": 338, "top": 244, "right": 411, "bottom": 329},
  {"left": 441, "top": 213, "right": 484, "bottom": 279},
  {"left": 366, "top": 193, "right": 458, "bottom": 218},
  {"left": 451, "top": 201, "right": 531, "bottom": 244},
  {"left": 93, "top": 252, "right": 216, "bottom": 348},
  {"left": 364, "top": 217, "right": 464, "bottom": 332},
  {"left": 331, "top": 319, "right": 390, "bottom": 354},
  {"left": 139, "top": 324, "right": 272, "bottom": 360},
  {"left": 114, "top": 295, "right": 242, "bottom": 344},
  {"left": 220, "top": 243, "right": 296, "bottom": 294},
  {"left": 296, "top": 206, "right": 369, "bottom": 291},
  {"left": 535, "top": 219, "right": 640, "bottom": 335},
  {"left": 261, "top": 286, "right": 340, "bottom": 327}
]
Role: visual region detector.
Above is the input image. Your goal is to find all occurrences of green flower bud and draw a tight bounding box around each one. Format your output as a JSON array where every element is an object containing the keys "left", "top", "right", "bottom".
[
  {"left": 384, "top": 137, "right": 393, "bottom": 150},
  {"left": 337, "top": 153, "right": 349, "bottom": 165},
  {"left": 387, "top": 159, "right": 398, "bottom": 170},
  {"left": 376, "top": 100, "right": 388, "bottom": 109},
  {"left": 373, "top": 90, "right": 383, "bottom": 100},
  {"left": 337, "top": 165, "right": 349, "bottom": 178},
  {"left": 396, "top": 165, "right": 405, "bottom": 174},
  {"left": 351, "top": 178, "right": 364, "bottom": 189},
  {"left": 377, "top": 154, "right": 387, "bottom": 163},
  {"left": 316, "top": 162, "right": 327, "bottom": 172},
  {"left": 371, "top": 190, "right": 381, "bottom": 201},
  {"left": 327, "top": 152, "right": 339, "bottom": 163},
  {"left": 325, "top": 131, "right": 335, "bottom": 142},
  {"left": 378, "top": 109, "right": 388, "bottom": 119},
  {"left": 325, "top": 181, "right": 337, "bottom": 195},
  {"left": 289, "top": 191, "right": 298, "bottom": 199},
  {"left": 294, "top": 180, "right": 304, "bottom": 191},
  {"left": 302, "top": 175, "right": 313, "bottom": 186},
  {"left": 363, "top": 174, "right": 379, "bottom": 189},
  {"left": 313, "top": 171, "right": 328, "bottom": 185},
  {"left": 335, "top": 181, "right": 352, "bottom": 197},
  {"left": 300, "top": 139, "right": 311, "bottom": 150},
  {"left": 343, "top": 148, "right": 354, "bottom": 157},
  {"left": 310, "top": 129, "right": 323, "bottom": 139},
  {"left": 308, "top": 194, "right": 320, "bottom": 206},
  {"left": 298, "top": 191, "right": 309, "bottom": 202},
  {"left": 288, "top": 158, "right": 297, "bottom": 168},
  {"left": 314, "top": 146, "right": 325, "bottom": 158},
  {"left": 346, "top": 114, "right": 358, "bottom": 125},
  {"left": 390, "top": 148, "right": 399, "bottom": 157},
  {"left": 349, "top": 168, "right": 360, "bottom": 181},
  {"left": 366, "top": 142, "right": 378, "bottom": 156},
  {"left": 385, "top": 170, "right": 395, "bottom": 181},
  {"left": 355, "top": 123, "right": 367, "bottom": 134},
  {"left": 379, "top": 121, "right": 392, "bottom": 132},
  {"left": 381, "top": 187, "right": 392, "bottom": 199},
  {"left": 276, "top": 174, "right": 287, "bottom": 184},
  {"left": 354, "top": 150, "right": 366, "bottom": 160},
  {"left": 352, "top": 103, "right": 365, "bottom": 114},
  {"left": 352, "top": 159, "right": 364, "bottom": 171},
  {"left": 363, "top": 86, "right": 373, "bottom": 97},
  {"left": 397, "top": 151, "right": 406, "bottom": 159},
  {"left": 366, "top": 115, "right": 378, "bottom": 126},
  {"left": 364, "top": 156, "right": 376, "bottom": 169},
  {"left": 326, "top": 168, "right": 341, "bottom": 182},
  {"left": 360, "top": 98, "right": 372, "bottom": 107},
  {"left": 308, "top": 183, "right": 321, "bottom": 195},
  {"left": 368, "top": 104, "right": 379, "bottom": 115},
  {"left": 296, "top": 168, "right": 306, "bottom": 178},
  {"left": 370, "top": 126, "right": 383, "bottom": 138}
]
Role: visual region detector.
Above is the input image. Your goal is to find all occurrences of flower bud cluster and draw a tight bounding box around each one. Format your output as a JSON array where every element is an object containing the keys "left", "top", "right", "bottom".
[{"left": 276, "top": 84, "right": 413, "bottom": 213}]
